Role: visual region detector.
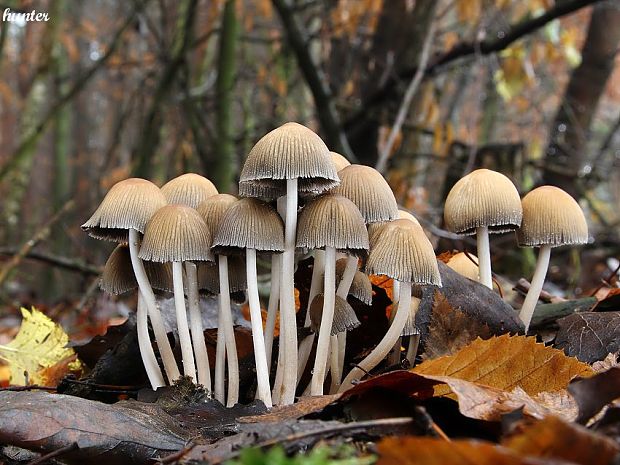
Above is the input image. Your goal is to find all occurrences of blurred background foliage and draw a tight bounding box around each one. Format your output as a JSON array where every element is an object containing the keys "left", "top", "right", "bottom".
[{"left": 0, "top": 0, "right": 619, "bottom": 323}]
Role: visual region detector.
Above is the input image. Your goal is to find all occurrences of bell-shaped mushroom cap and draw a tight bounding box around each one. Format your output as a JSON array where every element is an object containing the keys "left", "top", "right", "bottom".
[
  {"left": 331, "top": 151, "right": 351, "bottom": 171},
  {"left": 139, "top": 205, "right": 213, "bottom": 263},
  {"left": 196, "top": 194, "right": 237, "bottom": 232},
  {"left": 101, "top": 244, "right": 173, "bottom": 295},
  {"left": 445, "top": 252, "right": 479, "bottom": 281},
  {"left": 444, "top": 168, "right": 522, "bottom": 235},
  {"left": 212, "top": 198, "right": 284, "bottom": 254},
  {"left": 296, "top": 194, "right": 369, "bottom": 257},
  {"left": 309, "top": 294, "right": 360, "bottom": 336},
  {"left": 331, "top": 164, "right": 398, "bottom": 224},
  {"left": 366, "top": 219, "right": 441, "bottom": 286},
  {"left": 517, "top": 186, "right": 588, "bottom": 248},
  {"left": 82, "top": 178, "right": 167, "bottom": 242},
  {"left": 334, "top": 258, "right": 373, "bottom": 305},
  {"left": 161, "top": 173, "right": 218, "bottom": 208},
  {"left": 197, "top": 258, "right": 247, "bottom": 294},
  {"left": 368, "top": 209, "right": 421, "bottom": 248},
  {"left": 239, "top": 122, "right": 339, "bottom": 199}
]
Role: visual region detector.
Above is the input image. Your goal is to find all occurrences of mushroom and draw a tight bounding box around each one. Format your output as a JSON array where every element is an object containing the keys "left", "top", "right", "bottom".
[
  {"left": 517, "top": 186, "right": 588, "bottom": 332},
  {"left": 197, "top": 194, "right": 238, "bottom": 404},
  {"left": 82, "top": 178, "right": 180, "bottom": 386},
  {"left": 239, "top": 122, "right": 339, "bottom": 405},
  {"left": 446, "top": 252, "right": 479, "bottom": 282},
  {"left": 444, "top": 169, "right": 522, "bottom": 289},
  {"left": 139, "top": 205, "right": 213, "bottom": 383},
  {"left": 368, "top": 209, "right": 421, "bottom": 247},
  {"left": 161, "top": 173, "right": 218, "bottom": 208},
  {"left": 339, "top": 219, "right": 441, "bottom": 392},
  {"left": 330, "top": 151, "right": 351, "bottom": 171},
  {"left": 296, "top": 193, "right": 368, "bottom": 395},
  {"left": 212, "top": 197, "right": 284, "bottom": 408},
  {"left": 309, "top": 293, "right": 360, "bottom": 335}
]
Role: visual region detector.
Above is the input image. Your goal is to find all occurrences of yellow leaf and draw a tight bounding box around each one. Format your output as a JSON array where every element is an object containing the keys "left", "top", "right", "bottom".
[{"left": 0, "top": 308, "right": 83, "bottom": 386}]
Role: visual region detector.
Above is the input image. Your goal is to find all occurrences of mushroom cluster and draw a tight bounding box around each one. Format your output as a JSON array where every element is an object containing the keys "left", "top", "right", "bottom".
[{"left": 83, "top": 123, "right": 589, "bottom": 408}]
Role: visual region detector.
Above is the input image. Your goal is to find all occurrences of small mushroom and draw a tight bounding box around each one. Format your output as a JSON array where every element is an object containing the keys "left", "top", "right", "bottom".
[
  {"left": 517, "top": 186, "right": 588, "bottom": 332},
  {"left": 309, "top": 293, "right": 360, "bottom": 335},
  {"left": 446, "top": 252, "right": 479, "bottom": 282},
  {"left": 330, "top": 151, "right": 351, "bottom": 171},
  {"left": 444, "top": 169, "right": 522, "bottom": 289},
  {"left": 161, "top": 173, "right": 218, "bottom": 208}
]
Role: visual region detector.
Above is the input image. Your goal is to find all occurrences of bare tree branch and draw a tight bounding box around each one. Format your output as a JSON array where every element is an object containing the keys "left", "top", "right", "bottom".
[{"left": 0, "top": 248, "right": 102, "bottom": 276}]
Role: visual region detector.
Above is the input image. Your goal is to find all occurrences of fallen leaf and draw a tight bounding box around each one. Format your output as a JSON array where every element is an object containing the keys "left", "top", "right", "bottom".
[
  {"left": 370, "top": 274, "right": 394, "bottom": 317},
  {"left": 555, "top": 312, "right": 620, "bottom": 363},
  {"left": 592, "top": 353, "right": 619, "bottom": 372},
  {"left": 593, "top": 288, "right": 620, "bottom": 311},
  {"left": 502, "top": 415, "right": 619, "bottom": 465},
  {"left": 414, "top": 334, "right": 593, "bottom": 396},
  {"left": 238, "top": 394, "right": 341, "bottom": 423},
  {"left": 0, "top": 308, "right": 83, "bottom": 386},
  {"left": 568, "top": 367, "right": 620, "bottom": 424}
]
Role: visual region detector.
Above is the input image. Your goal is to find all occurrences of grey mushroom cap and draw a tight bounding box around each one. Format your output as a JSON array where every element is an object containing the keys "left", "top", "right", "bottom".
[
  {"left": 198, "top": 258, "right": 247, "bottom": 294},
  {"left": 331, "top": 164, "right": 398, "bottom": 224},
  {"left": 366, "top": 219, "right": 442, "bottom": 286},
  {"left": 239, "top": 122, "right": 340, "bottom": 199},
  {"left": 82, "top": 178, "right": 167, "bottom": 242},
  {"left": 517, "top": 186, "right": 589, "bottom": 248},
  {"left": 368, "top": 209, "right": 421, "bottom": 248},
  {"left": 309, "top": 293, "right": 360, "bottom": 336},
  {"left": 444, "top": 168, "right": 522, "bottom": 235},
  {"left": 161, "top": 173, "right": 218, "bottom": 209},
  {"left": 212, "top": 197, "right": 284, "bottom": 254},
  {"left": 139, "top": 205, "right": 214, "bottom": 263},
  {"left": 296, "top": 194, "right": 369, "bottom": 257},
  {"left": 331, "top": 151, "right": 351, "bottom": 171},
  {"left": 196, "top": 193, "right": 237, "bottom": 234}
]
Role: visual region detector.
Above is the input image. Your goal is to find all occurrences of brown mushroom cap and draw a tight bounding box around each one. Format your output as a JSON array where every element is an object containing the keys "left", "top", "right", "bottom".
[
  {"left": 366, "top": 219, "right": 441, "bottom": 285},
  {"left": 239, "top": 122, "right": 339, "bottom": 199},
  {"left": 196, "top": 194, "right": 237, "bottom": 234},
  {"left": 212, "top": 198, "right": 284, "bottom": 254},
  {"left": 334, "top": 258, "right": 373, "bottom": 305},
  {"left": 444, "top": 168, "right": 522, "bottom": 235},
  {"left": 331, "top": 151, "right": 351, "bottom": 171},
  {"left": 368, "top": 209, "right": 421, "bottom": 248},
  {"left": 139, "top": 205, "right": 213, "bottom": 263},
  {"left": 331, "top": 164, "right": 398, "bottom": 224},
  {"left": 161, "top": 173, "right": 218, "bottom": 208},
  {"left": 309, "top": 293, "right": 360, "bottom": 336},
  {"left": 517, "top": 186, "right": 588, "bottom": 248},
  {"left": 82, "top": 178, "right": 167, "bottom": 242},
  {"left": 197, "top": 258, "right": 247, "bottom": 294},
  {"left": 445, "top": 252, "right": 479, "bottom": 281},
  {"left": 296, "top": 194, "right": 369, "bottom": 257}
]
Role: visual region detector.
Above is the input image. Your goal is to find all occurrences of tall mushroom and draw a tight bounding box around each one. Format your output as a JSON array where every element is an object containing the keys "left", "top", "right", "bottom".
[
  {"left": 212, "top": 198, "right": 284, "bottom": 408},
  {"left": 239, "top": 122, "right": 339, "bottom": 405},
  {"left": 444, "top": 169, "right": 522, "bottom": 289},
  {"left": 340, "top": 219, "right": 441, "bottom": 391},
  {"left": 517, "top": 186, "right": 588, "bottom": 332},
  {"left": 82, "top": 178, "right": 180, "bottom": 385}
]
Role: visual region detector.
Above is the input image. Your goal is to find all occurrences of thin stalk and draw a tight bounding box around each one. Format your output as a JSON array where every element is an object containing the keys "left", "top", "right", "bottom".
[
  {"left": 172, "top": 262, "right": 196, "bottom": 381},
  {"left": 185, "top": 262, "right": 211, "bottom": 391},
  {"left": 405, "top": 333, "right": 420, "bottom": 366},
  {"left": 477, "top": 226, "right": 493, "bottom": 288},
  {"left": 387, "top": 280, "right": 401, "bottom": 366},
  {"left": 310, "top": 246, "right": 336, "bottom": 395},
  {"left": 137, "top": 292, "right": 165, "bottom": 389},
  {"left": 329, "top": 334, "right": 341, "bottom": 394},
  {"left": 272, "top": 342, "right": 284, "bottom": 404},
  {"left": 246, "top": 248, "right": 273, "bottom": 407},
  {"left": 519, "top": 245, "right": 552, "bottom": 332},
  {"left": 331, "top": 255, "right": 357, "bottom": 391},
  {"left": 339, "top": 281, "right": 413, "bottom": 392},
  {"left": 218, "top": 255, "right": 239, "bottom": 407},
  {"left": 128, "top": 229, "right": 180, "bottom": 383},
  {"left": 264, "top": 254, "right": 280, "bottom": 372}
]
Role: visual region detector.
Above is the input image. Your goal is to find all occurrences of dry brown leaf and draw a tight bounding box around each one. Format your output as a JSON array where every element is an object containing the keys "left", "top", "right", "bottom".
[
  {"left": 238, "top": 394, "right": 341, "bottom": 423},
  {"left": 503, "top": 415, "right": 619, "bottom": 465},
  {"left": 592, "top": 353, "right": 619, "bottom": 372},
  {"left": 414, "top": 334, "right": 593, "bottom": 396}
]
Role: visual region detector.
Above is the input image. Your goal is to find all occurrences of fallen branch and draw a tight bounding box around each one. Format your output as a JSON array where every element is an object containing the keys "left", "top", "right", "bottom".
[{"left": 0, "top": 248, "right": 102, "bottom": 276}]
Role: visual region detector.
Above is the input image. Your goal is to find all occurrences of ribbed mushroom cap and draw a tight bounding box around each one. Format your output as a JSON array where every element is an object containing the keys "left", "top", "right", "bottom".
[
  {"left": 101, "top": 244, "right": 173, "bottom": 295},
  {"left": 334, "top": 258, "right": 373, "bottom": 305},
  {"left": 366, "top": 219, "right": 441, "bottom": 286},
  {"left": 331, "top": 164, "right": 398, "bottom": 224},
  {"left": 331, "top": 151, "right": 351, "bottom": 171},
  {"left": 445, "top": 252, "right": 479, "bottom": 281},
  {"left": 139, "top": 205, "right": 213, "bottom": 263},
  {"left": 212, "top": 198, "right": 284, "bottom": 254},
  {"left": 161, "top": 173, "right": 218, "bottom": 209},
  {"left": 239, "top": 122, "right": 339, "bottom": 199},
  {"left": 517, "top": 186, "right": 588, "bottom": 248},
  {"left": 444, "top": 168, "right": 522, "bottom": 235},
  {"left": 196, "top": 194, "right": 237, "bottom": 234},
  {"left": 309, "top": 294, "right": 360, "bottom": 336},
  {"left": 296, "top": 194, "right": 369, "bottom": 257},
  {"left": 197, "top": 258, "right": 247, "bottom": 294},
  {"left": 82, "top": 178, "right": 166, "bottom": 242},
  {"left": 368, "top": 209, "right": 421, "bottom": 247}
]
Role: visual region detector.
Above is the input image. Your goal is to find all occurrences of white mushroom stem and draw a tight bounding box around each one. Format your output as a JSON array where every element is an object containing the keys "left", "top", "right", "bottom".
[
  {"left": 329, "top": 335, "right": 340, "bottom": 393},
  {"left": 311, "top": 246, "right": 336, "bottom": 395},
  {"left": 246, "top": 248, "right": 273, "bottom": 408},
  {"left": 185, "top": 262, "right": 211, "bottom": 391},
  {"left": 172, "top": 262, "right": 196, "bottom": 381},
  {"left": 136, "top": 292, "right": 165, "bottom": 389},
  {"left": 406, "top": 333, "right": 420, "bottom": 366},
  {"left": 128, "top": 228, "right": 180, "bottom": 383},
  {"left": 217, "top": 255, "right": 239, "bottom": 407},
  {"left": 264, "top": 254, "right": 281, "bottom": 372},
  {"left": 339, "top": 280, "right": 414, "bottom": 392},
  {"left": 387, "top": 280, "right": 402, "bottom": 366},
  {"left": 278, "top": 179, "right": 299, "bottom": 405},
  {"left": 518, "top": 245, "right": 552, "bottom": 333},
  {"left": 476, "top": 226, "right": 493, "bottom": 289},
  {"left": 214, "top": 316, "right": 225, "bottom": 403}
]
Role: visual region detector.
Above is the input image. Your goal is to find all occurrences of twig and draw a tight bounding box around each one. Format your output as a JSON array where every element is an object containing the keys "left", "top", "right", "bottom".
[
  {"left": 375, "top": 21, "right": 437, "bottom": 173},
  {"left": 0, "top": 248, "right": 102, "bottom": 276},
  {"left": 0, "top": 385, "right": 56, "bottom": 392},
  {"left": 26, "top": 443, "right": 78, "bottom": 465},
  {"left": 155, "top": 442, "right": 196, "bottom": 464}
]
